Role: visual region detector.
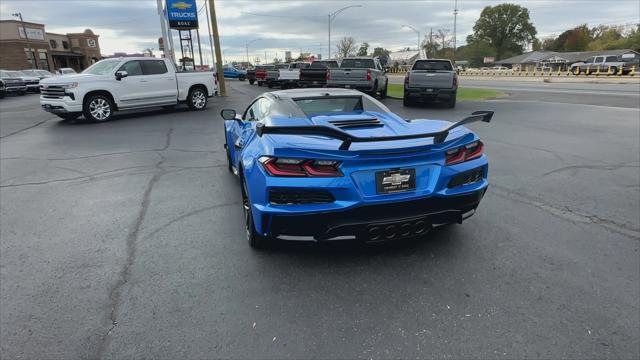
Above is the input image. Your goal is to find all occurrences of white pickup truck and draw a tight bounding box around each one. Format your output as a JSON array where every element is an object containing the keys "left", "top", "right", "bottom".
[
  {"left": 266, "top": 62, "right": 310, "bottom": 89},
  {"left": 40, "top": 57, "right": 218, "bottom": 122}
]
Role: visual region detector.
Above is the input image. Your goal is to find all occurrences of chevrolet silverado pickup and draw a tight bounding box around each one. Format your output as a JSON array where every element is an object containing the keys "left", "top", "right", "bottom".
[
  {"left": 256, "top": 64, "right": 275, "bottom": 87},
  {"left": 39, "top": 57, "right": 218, "bottom": 122},
  {"left": 403, "top": 59, "right": 458, "bottom": 108},
  {"left": 299, "top": 60, "right": 339, "bottom": 87},
  {"left": 326, "top": 57, "right": 388, "bottom": 98},
  {"left": 266, "top": 62, "right": 310, "bottom": 89},
  {"left": 570, "top": 55, "right": 627, "bottom": 75},
  {"left": 0, "top": 70, "right": 27, "bottom": 97}
]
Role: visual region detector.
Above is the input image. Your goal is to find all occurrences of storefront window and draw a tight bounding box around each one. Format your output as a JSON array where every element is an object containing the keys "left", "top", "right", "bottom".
[
  {"left": 38, "top": 49, "right": 49, "bottom": 71},
  {"left": 24, "top": 48, "right": 35, "bottom": 68}
]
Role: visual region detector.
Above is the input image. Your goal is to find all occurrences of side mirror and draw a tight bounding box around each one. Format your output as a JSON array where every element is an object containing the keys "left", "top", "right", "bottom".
[
  {"left": 115, "top": 71, "right": 128, "bottom": 81},
  {"left": 220, "top": 109, "right": 238, "bottom": 120}
]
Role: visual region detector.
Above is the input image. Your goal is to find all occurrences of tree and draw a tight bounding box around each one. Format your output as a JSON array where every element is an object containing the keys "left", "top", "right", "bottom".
[
  {"left": 471, "top": 3, "right": 537, "bottom": 60},
  {"left": 335, "top": 37, "right": 357, "bottom": 59},
  {"left": 531, "top": 38, "right": 542, "bottom": 51},
  {"left": 421, "top": 36, "right": 439, "bottom": 59},
  {"left": 357, "top": 42, "right": 370, "bottom": 56},
  {"left": 371, "top": 47, "right": 391, "bottom": 66},
  {"left": 457, "top": 38, "right": 495, "bottom": 67},
  {"left": 435, "top": 29, "right": 451, "bottom": 50}
]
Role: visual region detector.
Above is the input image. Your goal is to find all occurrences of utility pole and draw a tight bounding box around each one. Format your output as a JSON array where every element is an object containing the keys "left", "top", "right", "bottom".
[
  {"left": 429, "top": 28, "right": 433, "bottom": 59},
  {"left": 195, "top": 28, "right": 204, "bottom": 68},
  {"left": 453, "top": 0, "right": 458, "bottom": 61},
  {"left": 12, "top": 12, "right": 36, "bottom": 69},
  {"left": 245, "top": 38, "right": 260, "bottom": 67},
  {"left": 207, "top": 0, "right": 226, "bottom": 96}
]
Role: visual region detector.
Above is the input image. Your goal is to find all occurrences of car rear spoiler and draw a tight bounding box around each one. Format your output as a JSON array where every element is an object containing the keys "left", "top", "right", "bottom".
[{"left": 256, "top": 111, "right": 493, "bottom": 151}]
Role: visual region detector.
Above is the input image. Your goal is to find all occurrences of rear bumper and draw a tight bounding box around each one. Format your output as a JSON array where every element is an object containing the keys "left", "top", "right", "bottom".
[
  {"left": 298, "top": 79, "right": 326, "bottom": 87},
  {"left": 326, "top": 81, "right": 375, "bottom": 92},
  {"left": 264, "top": 188, "right": 487, "bottom": 242},
  {"left": 405, "top": 87, "right": 455, "bottom": 100}
]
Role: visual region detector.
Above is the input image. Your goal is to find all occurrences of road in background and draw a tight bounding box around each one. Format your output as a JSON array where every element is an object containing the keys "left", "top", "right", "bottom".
[
  {"left": 1, "top": 82, "right": 638, "bottom": 359},
  {"left": 388, "top": 74, "right": 640, "bottom": 108}
]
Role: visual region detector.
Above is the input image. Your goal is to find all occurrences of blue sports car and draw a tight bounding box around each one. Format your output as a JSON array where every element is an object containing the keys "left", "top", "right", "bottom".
[{"left": 221, "top": 89, "right": 492, "bottom": 248}]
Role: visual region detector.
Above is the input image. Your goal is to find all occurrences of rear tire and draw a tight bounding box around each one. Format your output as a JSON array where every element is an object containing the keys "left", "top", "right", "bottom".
[
  {"left": 267, "top": 82, "right": 274, "bottom": 88},
  {"left": 610, "top": 67, "right": 617, "bottom": 75},
  {"left": 258, "top": 81, "right": 263, "bottom": 87},
  {"left": 239, "top": 75, "right": 246, "bottom": 81},
  {"left": 187, "top": 86, "right": 207, "bottom": 111},
  {"left": 403, "top": 96, "right": 413, "bottom": 107},
  {"left": 242, "top": 178, "right": 270, "bottom": 249},
  {"left": 448, "top": 92, "right": 457, "bottom": 108},
  {"left": 379, "top": 80, "right": 388, "bottom": 99},
  {"left": 572, "top": 67, "right": 580, "bottom": 75},
  {"left": 249, "top": 79, "right": 255, "bottom": 85}
]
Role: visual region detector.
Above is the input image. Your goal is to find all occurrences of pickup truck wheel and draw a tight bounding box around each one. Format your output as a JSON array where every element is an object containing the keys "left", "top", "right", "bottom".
[
  {"left": 267, "top": 82, "right": 274, "bottom": 89},
  {"left": 258, "top": 81, "right": 263, "bottom": 87},
  {"left": 239, "top": 75, "right": 246, "bottom": 81},
  {"left": 249, "top": 79, "right": 255, "bottom": 85},
  {"left": 610, "top": 67, "right": 617, "bottom": 75},
  {"left": 83, "top": 94, "right": 113, "bottom": 122},
  {"left": 448, "top": 93, "right": 457, "bottom": 108},
  {"left": 242, "top": 179, "right": 270, "bottom": 249},
  {"left": 18, "top": 90, "right": 26, "bottom": 96},
  {"left": 187, "top": 87, "right": 207, "bottom": 110},
  {"left": 403, "top": 96, "right": 413, "bottom": 107},
  {"left": 379, "top": 81, "right": 388, "bottom": 99},
  {"left": 572, "top": 67, "right": 580, "bottom": 75}
]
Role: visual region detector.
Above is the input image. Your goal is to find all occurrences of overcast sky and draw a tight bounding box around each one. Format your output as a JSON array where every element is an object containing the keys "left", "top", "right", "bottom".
[{"left": 1, "top": 0, "right": 638, "bottom": 64}]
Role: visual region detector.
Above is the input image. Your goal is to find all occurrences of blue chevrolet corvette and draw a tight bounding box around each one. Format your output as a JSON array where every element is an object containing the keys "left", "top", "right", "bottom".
[{"left": 221, "top": 88, "right": 492, "bottom": 248}]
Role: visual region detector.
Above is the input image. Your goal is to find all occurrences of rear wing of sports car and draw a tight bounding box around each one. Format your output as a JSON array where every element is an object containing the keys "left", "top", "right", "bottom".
[{"left": 256, "top": 111, "right": 493, "bottom": 151}]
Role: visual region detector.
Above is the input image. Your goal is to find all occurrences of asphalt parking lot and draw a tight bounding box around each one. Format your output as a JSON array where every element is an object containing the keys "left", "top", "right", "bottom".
[{"left": 1, "top": 80, "right": 639, "bottom": 359}]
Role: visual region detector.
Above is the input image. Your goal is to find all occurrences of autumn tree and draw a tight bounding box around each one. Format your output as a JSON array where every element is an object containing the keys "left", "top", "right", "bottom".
[
  {"left": 470, "top": 3, "right": 537, "bottom": 60},
  {"left": 335, "top": 37, "right": 357, "bottom": 59}
]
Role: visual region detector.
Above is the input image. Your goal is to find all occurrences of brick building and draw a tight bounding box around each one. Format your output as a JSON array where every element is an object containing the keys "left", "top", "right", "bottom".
[{"left": 0, "top": 20, "right": 101, "bottom": 72}]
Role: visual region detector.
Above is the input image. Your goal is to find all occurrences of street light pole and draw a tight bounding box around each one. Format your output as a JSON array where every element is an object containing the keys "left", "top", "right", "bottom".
[
  {"left": 327, "top": 5, "right": 361, "bottom": 59},
  {"left": 12, "top": 12, "right": 37, "bottom": 69},
  {"left": 401, "top": 25, "right": 421, "bottom": 60},
  {"left": 245, "top": 38, "right": 261, "bottom": 67}
]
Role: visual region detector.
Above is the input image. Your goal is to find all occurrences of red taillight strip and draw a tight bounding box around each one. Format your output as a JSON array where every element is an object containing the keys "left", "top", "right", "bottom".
[
  {"left": 260, "top": 157, "right": 342, "bottom": 177},
  {"left": 445, "top": 141, "right": 484, "bottom": 165}
]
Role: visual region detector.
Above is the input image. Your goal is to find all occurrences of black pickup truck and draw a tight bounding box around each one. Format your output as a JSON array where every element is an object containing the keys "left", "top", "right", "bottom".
[
  {"left": 298, "top": 60, "right": 339, "bottom": 87},
  {"left": 246, "top": 67, "right": 257, "bottom": 85}
]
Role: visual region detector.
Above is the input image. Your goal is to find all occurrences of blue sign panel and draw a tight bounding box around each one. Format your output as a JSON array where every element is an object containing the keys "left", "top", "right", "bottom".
[{"left": 166, "top": 0, "right": 199, "bottom": 29}]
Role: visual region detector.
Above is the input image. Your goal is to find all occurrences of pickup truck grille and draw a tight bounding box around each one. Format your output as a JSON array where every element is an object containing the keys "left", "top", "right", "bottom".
[
  {"left": 41, "top": 85, "right": 66, "bottom": 99},
  {"left": 329, "top": 118, "right": 383, "bottom": 129}
]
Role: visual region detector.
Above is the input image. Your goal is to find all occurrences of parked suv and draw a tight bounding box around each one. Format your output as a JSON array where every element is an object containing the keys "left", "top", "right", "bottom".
[
  {"left": 327, "top": 57, "right": 388, "bottom": 98},
  {"left": 40, "top": 57, "right": 218, "bottom": 122}
]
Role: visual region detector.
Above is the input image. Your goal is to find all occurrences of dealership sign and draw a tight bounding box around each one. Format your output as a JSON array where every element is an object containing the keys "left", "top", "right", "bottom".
[{"left": 166, "top": 0, "right": 198, "bottom": 29}]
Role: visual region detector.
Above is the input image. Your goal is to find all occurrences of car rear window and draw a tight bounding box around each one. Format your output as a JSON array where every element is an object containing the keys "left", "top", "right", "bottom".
[
  {"left": 293, "top": 96, "right": 389, "bottom": 116},
  {"left": 310, "top": 61, "right": 338, "bottom": 69},
  {"left": 413, "top": 60, "right": 453, "bottom": 71},
  {"left": 340, "top": 59, "right": 375, "bottom": 69}
]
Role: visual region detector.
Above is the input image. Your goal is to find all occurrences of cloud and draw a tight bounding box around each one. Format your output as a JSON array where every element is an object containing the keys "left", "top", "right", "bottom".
[{"left": 0, "top": 0, "right": 638, "bottom": 64}]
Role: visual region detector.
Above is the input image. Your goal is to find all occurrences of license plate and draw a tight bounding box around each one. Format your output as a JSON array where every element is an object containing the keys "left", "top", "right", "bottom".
[{"left": 376, "top": 169, "right": 416, "bottom": 194}]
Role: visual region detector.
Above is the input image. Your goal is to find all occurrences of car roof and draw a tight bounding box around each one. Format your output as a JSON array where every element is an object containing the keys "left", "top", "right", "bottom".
[{"left": 268, "top": 88, "right": 365, "bottom": 99}]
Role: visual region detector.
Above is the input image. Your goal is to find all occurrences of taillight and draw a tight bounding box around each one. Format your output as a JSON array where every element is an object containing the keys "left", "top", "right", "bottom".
[
  {"left": 404, "top": 73, "right": 410, "bottom": 87},
  {"left": 445, "top": 141, "right": 484, "bottom": 165},
  {"left": 259, "top": 157, "right": 342, "bottom": 177},
  {"left": 326, "top": 69, "right": 331, "bottom": 81},
  {"left": 453, "top": 74, "right": 458, "bottom": 87},
  {"left": 366, "top": 69, "right": 372, "bottom": 82}
]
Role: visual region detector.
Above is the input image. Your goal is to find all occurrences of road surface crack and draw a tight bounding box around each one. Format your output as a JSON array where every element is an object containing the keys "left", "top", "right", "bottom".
[
  {"left": 490, "top": 184, "right": 640, "bottom": 240},
  {"left": 0, "top": 117, "right": 55, "bottom": 139},
  {"left": 94, "top": 128, "right": 173, "bottom": 359}
]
